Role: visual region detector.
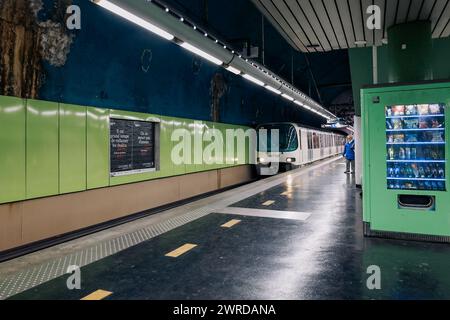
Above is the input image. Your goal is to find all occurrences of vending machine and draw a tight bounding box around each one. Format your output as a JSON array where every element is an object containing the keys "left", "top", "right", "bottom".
[{"left": 362, "top": 81, "right": 450, "bottom": 242}]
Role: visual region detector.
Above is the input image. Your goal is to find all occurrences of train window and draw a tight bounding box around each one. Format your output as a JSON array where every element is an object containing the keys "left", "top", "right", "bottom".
[
  {"left": 257, "top": 124, "right": 298, "bottom": 152},
  {"left": 307, "top": 132, "right": 312, "bottom": 149}
]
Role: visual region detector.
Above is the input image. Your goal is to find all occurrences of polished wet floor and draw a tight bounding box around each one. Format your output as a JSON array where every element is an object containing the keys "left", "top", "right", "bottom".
[{"left": 10, "top": 160, "right": 450, "bottom": 300}]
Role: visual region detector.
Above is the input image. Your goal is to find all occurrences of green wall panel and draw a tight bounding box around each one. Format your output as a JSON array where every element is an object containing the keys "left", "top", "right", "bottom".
[
  {"left": 0, "top": 96, "right": 26, "bottom": 203},
  {"left": 0, "top": 95, "right": 252, "bottom": 204},
  {"left": 159, "top": 116, "right": 186, "bottom": 178},
  {"left": 26, "top": 99, "right": 59, "bottom": 199},
  {"left": 87, "top": 107, "right": 109, "bottom": 189},
  {"left": 202, "top": 121, "right": 216, "bottom": 172},
  {"left": 59, "top": 104, "right": 87, "bottom": 194},
  {"left": 184, "top": 119, "right": 198, "bottom": 174},
  {"left": 214, "top": 123, "right": 232, "bottom": 169}
]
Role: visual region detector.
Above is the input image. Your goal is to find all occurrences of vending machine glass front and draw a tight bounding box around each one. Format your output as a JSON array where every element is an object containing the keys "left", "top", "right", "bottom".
[{"left": 385, "top": 104, "right": 446, "bottom": 192}]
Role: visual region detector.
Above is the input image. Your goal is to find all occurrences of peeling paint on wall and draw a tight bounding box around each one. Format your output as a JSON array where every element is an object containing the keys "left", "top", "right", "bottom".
[
  {"left": 29, "top": 0, "right": 44, "bottom": 17},
  {"left": 0, "top": 0, "right": 74, "bottom": 98},
  {"left": 38, "top": 20, "right": 73, "bottom": 67},
  {"left": 0, "top": 0, "right": 43, "bottom": 98}
]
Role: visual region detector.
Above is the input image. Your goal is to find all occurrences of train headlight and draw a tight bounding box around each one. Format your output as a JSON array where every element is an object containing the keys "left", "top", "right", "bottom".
[
  {"left": 258, "top": 157, "right": 266, "bottom": 163},
  {"left": 286, "top": 158, "right": 296, "bottom": 163}
]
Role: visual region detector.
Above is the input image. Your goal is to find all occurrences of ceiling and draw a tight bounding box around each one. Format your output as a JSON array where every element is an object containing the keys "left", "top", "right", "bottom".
[{"left": 252, "top": 0, "right": 450, "bottom": 52}]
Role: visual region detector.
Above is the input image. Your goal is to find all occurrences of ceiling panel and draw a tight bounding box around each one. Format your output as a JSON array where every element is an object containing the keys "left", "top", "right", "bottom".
[
  {"left": 335, "top": 0, "right": 357, "bottom": 48},
  {"left": 384, "top": 0, "right": 399, "bottom": 37},
  {"left": 256, "top": 0, "right": 308, "bottom": 51},
  {"left": 297, "top": 0, "right": 333, "bottom": 51},
  {"left": 285, "top": 0, "right": 323, "bottom": 51},
  {"left": 419, "top": 0, "right": 437, "bottom": 20},
  {"left": 407, "top": 0, "right": 424, "bottom": 21},
  {"left": 348, "top": 0, "right": 366, "bottom": 48},
  {"left": 252, "top": 0, "right": 450, "bottom": 52},
  {"left": 310, "top": 0, "right": 341, "bottom": 50},
  {"left": 430, "top": 0, "right": 450, "bottom": 36},
  {"left": 273, "top": 0, "right": 316, "bottom": 51},
  {"left": 396, "top": 0, "right": 412, "bottom": 24},
  {"left": 323, "top": 0, "right": 348, "bottom": 49},
  {"left": 441, "top": 18, "right": 450, "bottom": 36}
]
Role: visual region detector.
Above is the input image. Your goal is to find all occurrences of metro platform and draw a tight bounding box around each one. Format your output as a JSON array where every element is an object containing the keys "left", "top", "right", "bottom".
[{"left": 2, "top": 157, "right": 450, "bottom": 300}]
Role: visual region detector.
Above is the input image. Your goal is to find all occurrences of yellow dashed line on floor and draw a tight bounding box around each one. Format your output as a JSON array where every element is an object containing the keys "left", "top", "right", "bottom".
[
  {"left": 81, "top": 289, "right": 112, "bottom": 300},
  {"left": 221, "top": 219, "right": 241, "bottom": 228},
  {"left": 262, "top": 200, "right": 275, "bottom": 206},
  {"left": 165, "top": 243, "right": 198, "bottom": 258},
  {"left": 281, "top": 191, "right": 290, "bottom": 196}
]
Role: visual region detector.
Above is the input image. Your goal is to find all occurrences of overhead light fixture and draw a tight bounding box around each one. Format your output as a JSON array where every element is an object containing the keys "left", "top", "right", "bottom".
[
  {"left": 93, "top": 0, "right": 175, "bottom": 41},
  {"left": 355, "top": 40, "right": 367, "bottom": 46},
  {"left": 265, "top": 85, "right": 281, "bottom": 95},
  {"left": 180, "top": 42, "right": 223, "bottom": 65},
  {"left": 281, "top": 94, "right": 294, "bottom": 101},
  {"left": 225, "top": 65, "right": 241, "bottom": 75},
  {"left": 293, "top": 100, "right": 304, "bottom": 107},
  {"left": 242, "top": 74, "right": 265, "bottom": 87}
]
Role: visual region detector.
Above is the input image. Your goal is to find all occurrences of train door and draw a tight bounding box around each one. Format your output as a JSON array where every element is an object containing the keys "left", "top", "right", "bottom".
[
  {"left": 320, "top": 134, "right": 324, "bottom": 158},
  {"left": 300, "top": 129, "right": 307, "bottom": 164},
  {"left": 327, "top": 134, "right": 332, "bottom": 156},
  {"left": 312, "top": 132, "right": 319, "bottom": 161},
  {"left": 307, "top": 131, "right": 313, "bottom": 162},
  {"left": 332, "top": 134, "right": 338, "bottom": 154}
]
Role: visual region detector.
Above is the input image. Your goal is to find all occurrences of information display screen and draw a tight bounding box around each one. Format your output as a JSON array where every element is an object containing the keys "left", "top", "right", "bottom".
[
  {"left": 386, "top": 104, "right": 446, "bottom": 191},
  {"left": 110, "top": 118, "right": 156, "bottom": 176}
]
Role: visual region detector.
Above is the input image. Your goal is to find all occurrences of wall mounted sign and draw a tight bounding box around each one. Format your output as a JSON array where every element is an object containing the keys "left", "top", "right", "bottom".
[{"left": 110, "top": 118, "right": 156, "bottom": 177}]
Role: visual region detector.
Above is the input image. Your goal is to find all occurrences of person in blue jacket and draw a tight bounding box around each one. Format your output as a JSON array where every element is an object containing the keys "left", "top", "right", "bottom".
[{"left": 343, "top": 135, "right": 355, "bottom": 174}]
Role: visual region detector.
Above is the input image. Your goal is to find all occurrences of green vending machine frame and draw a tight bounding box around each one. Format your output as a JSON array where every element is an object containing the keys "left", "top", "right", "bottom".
[{"left": 362, "top": 81, "right": 450, "bottom": 242}]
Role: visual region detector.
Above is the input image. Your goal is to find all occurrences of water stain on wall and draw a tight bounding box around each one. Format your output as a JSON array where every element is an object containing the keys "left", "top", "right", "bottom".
[
  {"left": 210, "top": 72, "right": 227, "bottom": 122},
  {"left": 0, "top": 0, "right": 73, "bottom": 98}
]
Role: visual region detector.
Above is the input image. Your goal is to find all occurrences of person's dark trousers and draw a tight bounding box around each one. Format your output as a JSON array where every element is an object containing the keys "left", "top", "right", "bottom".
[{"left": 346, "top": 159, "right": 355, "bottom": 173}]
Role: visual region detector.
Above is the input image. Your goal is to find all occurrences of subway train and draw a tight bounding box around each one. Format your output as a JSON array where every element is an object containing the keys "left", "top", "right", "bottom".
[{"left": 256, "top": 122, "right": 346, "bottom": 175}]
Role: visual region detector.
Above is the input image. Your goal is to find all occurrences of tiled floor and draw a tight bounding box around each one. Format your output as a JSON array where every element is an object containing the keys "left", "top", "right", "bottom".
[{"left": 7, "top": 159, "right": 450, "bottom": 300}]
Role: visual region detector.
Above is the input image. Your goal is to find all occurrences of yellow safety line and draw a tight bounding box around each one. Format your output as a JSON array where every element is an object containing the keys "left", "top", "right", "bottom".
[
  {"left": 281, "top": 191, "right": 290, "bottom": 196},
  {"left": 262, "top": 200, "right": 275, "bottom": 206},
  {"left": 221, "top": 219, "right": 241, "bottom": 228},
  {"left": 81, "top": 289, "right": 113, "bottom": 300},
  {"left": 165, "top": 243, "right": 198, "bottom": 258}
]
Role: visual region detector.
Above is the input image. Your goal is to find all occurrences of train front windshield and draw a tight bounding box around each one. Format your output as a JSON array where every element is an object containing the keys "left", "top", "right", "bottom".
[{"left": 257, "top": 124, "right": 299, "bottom": 152}]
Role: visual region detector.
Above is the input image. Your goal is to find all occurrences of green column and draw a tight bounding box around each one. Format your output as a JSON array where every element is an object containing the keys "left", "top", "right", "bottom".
[{"left": 387, "top": 21, "right": 433, "bottom": 83}]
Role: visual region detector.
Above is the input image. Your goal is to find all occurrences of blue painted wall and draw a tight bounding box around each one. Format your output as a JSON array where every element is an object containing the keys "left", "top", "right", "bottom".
[{"left": 37, "top": 0, "right": 325, "bottom": 128}]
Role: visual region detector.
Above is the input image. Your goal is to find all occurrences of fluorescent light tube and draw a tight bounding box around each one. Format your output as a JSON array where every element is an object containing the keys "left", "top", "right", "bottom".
[
  {"left": 242, "top": 74, "right": 265, "bottom": 87},
  {"left": 94, "top": 0, "right": 175, "bottom": 41},
  {"left": 225, "top": 65, "right": 241, "bottom": 75},
  {"left": 293, "top": 100, "right": 304, "bottom": 107},
  {"left": 281, "top": 94, "right": 294, "bottom": 101},
  {"left": 266, "top": 85, "right": 282, "bottom": 95},
  {"left": 180, "top": 42, "right": 223, "bottom": 65}
]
